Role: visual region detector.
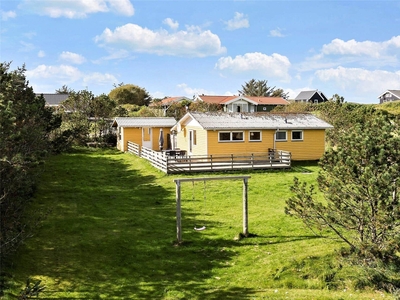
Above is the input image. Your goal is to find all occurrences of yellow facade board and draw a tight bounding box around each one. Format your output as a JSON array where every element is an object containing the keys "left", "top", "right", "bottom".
[{"left": 175, "top": 127, "right": 327, "bottom": 160}]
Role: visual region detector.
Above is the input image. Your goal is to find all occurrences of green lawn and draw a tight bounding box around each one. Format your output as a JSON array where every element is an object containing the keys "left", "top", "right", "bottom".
[{"left": 2, "top": 148, "right": 393, "bottom": 299}]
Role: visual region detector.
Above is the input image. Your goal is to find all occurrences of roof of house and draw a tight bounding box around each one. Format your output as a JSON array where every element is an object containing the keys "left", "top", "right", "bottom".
[
  {"left": 294, "top": 90, "right": 328, "bottom": 101},
  {"left": 112, "top": 117, "right": 177, "bottom": 128},
  {"left": 377, "top": 90, "right": 400, "bottom": 99},
  {"left": 37, "top": 93, "right": 69, "bottom": 106},
  {"left": 195, "top": 95, "right": 289, "bottom": 105},
  {"left": 151, "top": 96, "right": 191, "bottom": 107},
  {"left": 173, "top": 112, "right": 333, "bottom": 131}
]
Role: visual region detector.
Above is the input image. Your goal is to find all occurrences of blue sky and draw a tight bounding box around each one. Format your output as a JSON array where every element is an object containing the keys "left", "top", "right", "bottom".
[{"left": 1, "top": 0, "right": 400, "bottom": 104}]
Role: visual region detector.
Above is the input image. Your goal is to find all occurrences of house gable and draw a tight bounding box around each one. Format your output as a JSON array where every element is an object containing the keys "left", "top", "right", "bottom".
[
  {"left": 378, "top": 90, "right": 400, "bottom": 104},
  {"left": 194, "top": 94, "right": 288, "bottom": 113},
  {"left": 294, "top": 90, "right": 328, "bottom": 103}
]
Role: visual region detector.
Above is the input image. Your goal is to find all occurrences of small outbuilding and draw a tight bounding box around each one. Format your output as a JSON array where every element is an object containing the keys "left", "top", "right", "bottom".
[
  {"left": 112, "top": 117, "right": 177, "bottom": 152},
  {"left": 171, "top": 112, "right": 333, "bottom": 161}
]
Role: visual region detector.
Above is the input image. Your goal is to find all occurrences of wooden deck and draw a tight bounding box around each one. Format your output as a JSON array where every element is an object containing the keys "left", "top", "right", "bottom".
[{"left": 127, "top": 141, "right": 291, "bottom": 174}]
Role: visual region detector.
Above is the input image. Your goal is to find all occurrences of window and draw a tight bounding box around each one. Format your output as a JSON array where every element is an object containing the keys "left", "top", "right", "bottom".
[
  {"left": 249, "top": 131, "right": 261, "bottom": 141},
  {"left": 232, "top": 132, "right": 243, "bottom": 141},
  {"left": 292, "top": 130, "right": 303, "bottom": 141},
  {"left": 275, "top": 131, "right": 287, "bottom": 141},
  {"left": 218, "top": 131, "right": 244, "bottom": 142}
]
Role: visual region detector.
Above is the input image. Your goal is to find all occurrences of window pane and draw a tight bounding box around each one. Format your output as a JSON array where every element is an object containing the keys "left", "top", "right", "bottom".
[
  {"left": 249, "top": 131, "right": 261, "bottom": 141},
  {"left": 219, "top": 132, "right": 230, "bottom": 141},
  {"left": 276, "top": 131, "right": 286, "bottom": 140},
  {"left": 232, "top": 132, "right": 244, "bottom": 141},
  {"left": 292, "top": 131, "right": 303, "bottom": 140}
]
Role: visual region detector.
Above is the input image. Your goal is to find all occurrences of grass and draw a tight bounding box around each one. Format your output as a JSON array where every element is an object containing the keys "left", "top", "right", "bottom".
[{"left": 2, "top": 148, "right": 394, "bottom": 299}]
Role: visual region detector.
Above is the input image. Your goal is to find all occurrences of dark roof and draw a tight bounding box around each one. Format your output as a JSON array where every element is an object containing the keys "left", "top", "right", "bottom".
[
  {"left": 37, "top": 93, "right": 69, "bottom": 106},
  {"left": 294, "top": 90, "right": 328, "bottom": 101},
  {"left": 378, "top": 90, "right": 400, "bottom": 99}
]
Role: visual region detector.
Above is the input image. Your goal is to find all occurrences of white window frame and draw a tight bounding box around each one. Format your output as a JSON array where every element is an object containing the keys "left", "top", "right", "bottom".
[
  {"left": 275, "top": 131, "right": 287, "bottom": 142},
  {"left": 218, "top": 131, "right": 244, "bottom": 142},
  {"left": 249, "top": 131, "right": 262, "bottom": 142},
  {"left": 291, "top": 130, "right": 303, "bottom": 141}
]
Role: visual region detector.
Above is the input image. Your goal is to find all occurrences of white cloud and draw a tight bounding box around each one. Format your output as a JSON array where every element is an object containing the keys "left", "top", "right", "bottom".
[
  {"left": 315, "top": 66, "right": 400, "bottom": 95},
  {"left": 163, "top": 18, "right": 179, "bottom": 30},
  {"left": 95, "top": 23, "right": 226, "bottom": 57},
  {"left": 25, "top": 64, "right": 118, "bottom": 92},
  {"left": 321, "top": 38, "right": 385, "bottom": 58},
  {"left": 19, "top": 41, "right": 35, "bottom": 52},
  {"left": 224, "top": 12, "right": 249, "bottom": 31},
  {"left": 299, "top": 36, "right": 400, "bottom": 72},
  {"left": 269, "top": 28, "right": 285, "bottom": 37},
  {"left": 19, "top": 0, "right": 134, "bottom": 18},
  {"left": 1, "top": 10, "right": 16, "bottom": 21},
  {"left": 83, "top": 72, "right": 118, "bottom": 86},
  {"left": 38, "top": 50, "right": 46, "bottom": 57},
  {"left": 215, "top": 52, "right": 291, "bottom": 81},
  {"left": 177, "top": 83, "right": 214, "bottom": 97},
  {"left": 319, "top": 36, "right": 400, "bottom": 59},
  {"left": 60, "top": 51, "right": 86, "bottom": 64}
]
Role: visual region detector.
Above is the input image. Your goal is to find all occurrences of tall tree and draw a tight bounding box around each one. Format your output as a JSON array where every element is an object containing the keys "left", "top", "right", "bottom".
[
  {"left": 91, "top": 94, "right": 116, "bottom": 140},
  {"left": 60, "top": 90, "right": 94, "bottom": 144},
  {"left": 238, "top": 79, "right": 288, "bottom": 99},
  {"left": 285, "top": 112, "right": 400, "bottom": 263},
  {"left": 109, "top": 84, "right": 151, "bottom": 106},
  {"left": 0, "top": 62, "right": 58, "bottom": 261},
  {"left": 55, "top": 85, "right": 73, "bottom": 94}
]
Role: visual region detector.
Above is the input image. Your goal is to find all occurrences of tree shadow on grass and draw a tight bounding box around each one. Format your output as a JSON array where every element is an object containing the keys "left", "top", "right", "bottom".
[{"left": 6, "top": 149, "right": 258, "bottom": 299}]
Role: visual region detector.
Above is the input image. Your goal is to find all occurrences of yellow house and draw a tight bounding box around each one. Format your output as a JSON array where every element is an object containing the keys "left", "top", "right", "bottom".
[
  {"left": 112, "top": 117, "right": 177, "bottom": 152},
  {"left": 171, "top": 112, "right": 333, "bottom": 161}
]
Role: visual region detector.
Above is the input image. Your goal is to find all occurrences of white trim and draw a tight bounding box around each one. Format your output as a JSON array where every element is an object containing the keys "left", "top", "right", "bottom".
[
  {"left": 218, "top": 131, "right": 245, "bottom": 142},
  {"left": 291, "top": 130, "right": 303, "bottom": 141},
  {"left": 249, "top": 131, "right": 262, "bottom": 142},
  {"left": 275, "top": 130, "right": 287, "bottom": 142}
]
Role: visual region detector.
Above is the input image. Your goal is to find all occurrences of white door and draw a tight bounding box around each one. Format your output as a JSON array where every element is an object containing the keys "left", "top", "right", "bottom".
[{"left": 142, "top": 127, "right": 152, "bottom": 149}]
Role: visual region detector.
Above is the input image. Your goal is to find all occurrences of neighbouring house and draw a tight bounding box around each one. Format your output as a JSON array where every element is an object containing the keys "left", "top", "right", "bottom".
[
  {"left": 294, "top": 90, "right": 328, "bottom": 103},
  {"left": 112, "top": 117, "right": 177, "bottom": 152},
  {"left": 151, "top": 96, "right": 192, "bottom": 115},
  {"left": 194, "top": 94, "right": 289, "bottom": 113},
  {"left": 378, "top": 90, "right": 400, "bottom": 104},
  {"left": 171, "top": 112, "right": 333, "bottom": 161},
  {"left": 37, "top": 93, "right": 69, "bottom": 108}
]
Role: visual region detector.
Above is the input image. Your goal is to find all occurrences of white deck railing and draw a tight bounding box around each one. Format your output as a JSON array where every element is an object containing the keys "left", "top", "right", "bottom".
[{"left": 127, "top": 141, "right": 291, "bottom": 174}]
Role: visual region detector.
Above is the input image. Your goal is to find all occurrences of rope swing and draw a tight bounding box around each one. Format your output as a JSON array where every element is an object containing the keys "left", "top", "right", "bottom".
[{"left": 194, "top": 180, "right": 207, "bottom": 231}]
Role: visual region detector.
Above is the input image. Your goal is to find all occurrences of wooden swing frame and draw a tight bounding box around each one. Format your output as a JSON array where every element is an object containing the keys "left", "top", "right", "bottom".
[{"left": 173, "top": 176, "right": 251, "bottom": 243}]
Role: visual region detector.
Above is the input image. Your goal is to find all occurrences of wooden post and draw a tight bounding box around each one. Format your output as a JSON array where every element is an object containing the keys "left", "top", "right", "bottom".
[
  {"left": 176, "top": 180, "right": 182, "bottom": 243},
  {"left": 243, "top": 178, "right": 249, "bottom": 237}
]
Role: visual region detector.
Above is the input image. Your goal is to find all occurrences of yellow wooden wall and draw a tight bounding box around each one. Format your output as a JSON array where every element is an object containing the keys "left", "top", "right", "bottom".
[
  {"left": 206, "top": 130, "right": 275, "bottom": 155},
  {"left": 175, "top": 125, "right": 207, "bottom": 155},
  {"left": 275, "top": 129, "right": 326, "bottom": 160},
  {"left": 117, "top": 126, "right": 172, "bottom": 152},
  {"left": 175, "top": 125, "right": 327, "bottom": 160}
]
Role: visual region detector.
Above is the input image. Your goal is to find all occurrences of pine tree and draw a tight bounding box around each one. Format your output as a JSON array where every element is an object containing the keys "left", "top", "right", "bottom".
[{"left": 286, "top": 112, "right": 400, "bottom": 262}]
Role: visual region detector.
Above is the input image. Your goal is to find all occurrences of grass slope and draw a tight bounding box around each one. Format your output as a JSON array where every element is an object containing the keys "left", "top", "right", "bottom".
[{"left": 3, "top": 148, "right": 393, "bottom": 299}]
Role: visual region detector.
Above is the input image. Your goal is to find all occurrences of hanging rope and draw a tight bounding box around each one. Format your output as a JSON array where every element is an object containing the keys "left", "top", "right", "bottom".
[{"left": 194, "top": 180, "right": 207, "bottom": 231}]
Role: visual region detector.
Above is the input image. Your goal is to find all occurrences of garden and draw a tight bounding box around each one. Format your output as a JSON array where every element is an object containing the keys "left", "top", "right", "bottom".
[{"left": 2, "top": 148, "right": 392, "bottom": 299}]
